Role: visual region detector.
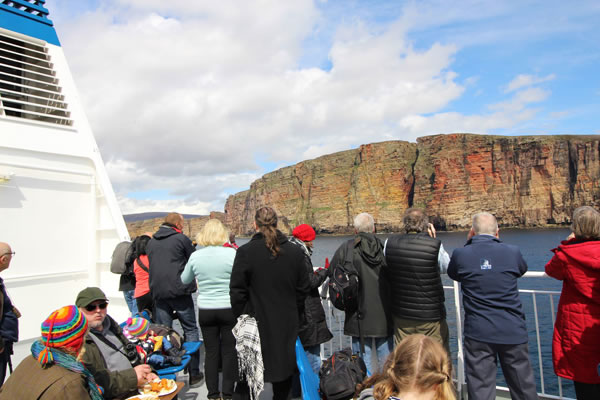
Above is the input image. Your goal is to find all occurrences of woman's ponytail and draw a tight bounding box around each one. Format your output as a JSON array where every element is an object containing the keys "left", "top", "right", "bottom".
[{"left": 255, "top": 207, "right": 280, "bottom": 257}]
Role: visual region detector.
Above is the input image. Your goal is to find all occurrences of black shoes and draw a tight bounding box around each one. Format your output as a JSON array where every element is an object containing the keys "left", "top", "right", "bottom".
[
  {"left": 164, "top": 355, "right": 182, "bottom": 365},
  {"left": 167, "top": 347, "right": 187, "bottom": 358},
  {"left": 189, "top": 372, "right": 204, "bottom": 387}
]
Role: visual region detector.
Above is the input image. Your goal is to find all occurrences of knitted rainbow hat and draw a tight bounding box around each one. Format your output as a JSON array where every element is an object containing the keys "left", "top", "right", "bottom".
[
  {"left": 123, "top": 317, "right": 150, "bottom": 339},
  {"left": 38, "top": 305, "right": 88, "bottom": 365}
]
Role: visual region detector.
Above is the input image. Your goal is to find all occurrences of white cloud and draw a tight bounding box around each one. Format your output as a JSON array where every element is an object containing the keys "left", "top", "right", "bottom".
[
  {"left": 48, "top": 1, "right": 565, "bottom": 214},
  {"left": 117, "top": 196, "right": 212, "bottom": 216},
  {"left": 505, "top": 74, "right": 556, "bottom": 93}
]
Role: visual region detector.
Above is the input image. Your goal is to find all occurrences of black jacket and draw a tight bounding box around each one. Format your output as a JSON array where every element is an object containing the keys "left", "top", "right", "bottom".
[
  {"left": 0, "top": 278, "right": 18, "bottom": 353},
  {"left": 289, "top": 237, "right": 333, "bottom": 348},
  {"left": 384, "top": 233, "right": 446, "bottom": 321},
  {"left": 147, "top": 224, "right": 197, "bottom": 300},
  {"left": 230, "top": 231, "right": 310, "bottom": 382},
  {"left": 330, "top": 233, "right": 390, "bottom": 338}
]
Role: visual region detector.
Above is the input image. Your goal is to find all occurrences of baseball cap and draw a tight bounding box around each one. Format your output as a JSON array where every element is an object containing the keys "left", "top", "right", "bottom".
[{"left": 75, "top": 287, "right": 109, "bottom": 308}]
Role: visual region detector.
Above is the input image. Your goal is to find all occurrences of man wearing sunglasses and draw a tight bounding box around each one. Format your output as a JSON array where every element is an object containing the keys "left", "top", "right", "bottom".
[
  {"left": 0, "top": 242, "right": 18, "bottom": 387},
  {"left": 76, "top": 287, "right": 158, "bottom": 399}
]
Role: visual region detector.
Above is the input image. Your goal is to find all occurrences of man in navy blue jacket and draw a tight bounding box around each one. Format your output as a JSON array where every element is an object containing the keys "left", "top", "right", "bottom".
[{"left": 448, "top": 212, "right": 538, "bottom": 400}]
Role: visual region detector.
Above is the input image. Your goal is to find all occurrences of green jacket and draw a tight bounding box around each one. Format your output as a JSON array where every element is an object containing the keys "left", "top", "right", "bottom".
[
  {"left": 0, "top": 355, "right": 91, "bottom": 399},
  {"left": 81, "top": 315, "right": 138, "bottom": 399}
]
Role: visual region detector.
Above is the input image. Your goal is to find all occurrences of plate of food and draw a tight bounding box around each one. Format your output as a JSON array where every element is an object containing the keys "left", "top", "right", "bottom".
[
  {"left": 125, "top": 394, "right": 159, "bottom": 400},
  {"left": 138, "top": 378, "right": 177, "bottom": 397}
]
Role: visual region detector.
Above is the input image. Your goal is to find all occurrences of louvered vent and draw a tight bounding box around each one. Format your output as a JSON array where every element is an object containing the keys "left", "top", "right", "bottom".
[{"left": 0, "top": 31, "right": 72, "bottom": 126}]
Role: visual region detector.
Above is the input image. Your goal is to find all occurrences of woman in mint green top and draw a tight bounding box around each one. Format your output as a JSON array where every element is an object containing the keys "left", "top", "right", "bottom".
[{"left": 181, "top": 219, "right": 237, "bottom": 400}]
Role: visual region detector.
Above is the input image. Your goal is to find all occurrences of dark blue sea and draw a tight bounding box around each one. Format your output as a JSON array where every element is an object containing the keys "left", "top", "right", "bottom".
[{"left": 240, "top": 228, "right": 573, "bottom": 397}]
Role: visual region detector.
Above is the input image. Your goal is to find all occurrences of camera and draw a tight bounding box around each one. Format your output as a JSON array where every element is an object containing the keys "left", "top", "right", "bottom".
[{"left": 123, "top": 342, "right": 140, "bottom": 366}]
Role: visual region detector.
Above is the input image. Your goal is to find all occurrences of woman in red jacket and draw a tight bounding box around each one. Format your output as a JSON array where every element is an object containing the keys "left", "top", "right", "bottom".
[{"left": 546, "top": 206, "right": 600, "bottom": 399}]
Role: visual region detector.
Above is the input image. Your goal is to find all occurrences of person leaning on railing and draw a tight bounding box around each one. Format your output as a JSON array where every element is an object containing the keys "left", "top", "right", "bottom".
[{"left": 545, "top": 206, "right": 600, "bottom": 399}]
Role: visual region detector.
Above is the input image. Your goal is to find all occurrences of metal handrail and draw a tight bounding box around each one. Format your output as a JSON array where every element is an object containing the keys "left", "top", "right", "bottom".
[{"left": 320, "top": 272, "right": 573, "bottom": 399}]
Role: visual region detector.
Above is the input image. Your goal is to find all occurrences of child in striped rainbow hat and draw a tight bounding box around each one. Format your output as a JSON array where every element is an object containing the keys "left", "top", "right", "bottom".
[
  {"left": 0, "top": 305, "right": 104, "bottom": 399},
  {"left": 123, "top": 317, "right": 183, "bottom": 368}
]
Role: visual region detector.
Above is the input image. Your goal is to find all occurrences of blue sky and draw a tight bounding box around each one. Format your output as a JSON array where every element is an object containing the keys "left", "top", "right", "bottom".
[{"left": 46, "top": 0, "right": 600, "bottom": 215}]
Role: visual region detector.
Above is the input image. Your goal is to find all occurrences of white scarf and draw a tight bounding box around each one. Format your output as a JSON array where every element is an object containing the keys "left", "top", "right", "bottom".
[{"left": 232, "top": 314, "right": 264, "bottom": 400}]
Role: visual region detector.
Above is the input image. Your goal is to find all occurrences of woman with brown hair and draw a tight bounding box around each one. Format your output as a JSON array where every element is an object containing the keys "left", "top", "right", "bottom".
[
  {"left": 546, "top": 206, "right": 600, "bottom": 399},
  {"left": 230, "top": 206, "right": 310, "bottom": 400},
  {"left": 357, "top": 334, "right": 455, "bottom": 400}
]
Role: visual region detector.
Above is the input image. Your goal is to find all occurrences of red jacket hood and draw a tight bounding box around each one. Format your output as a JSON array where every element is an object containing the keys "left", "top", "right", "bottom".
[{"left": 554, "top": 239, "right": 600, "bottom": 270}]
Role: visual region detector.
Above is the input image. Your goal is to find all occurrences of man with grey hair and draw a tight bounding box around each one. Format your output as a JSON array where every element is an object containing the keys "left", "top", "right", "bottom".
[
  {"left": 329, "top": 212, "right": 391, "bottom": 373},
  {"left": 448, "top": 212, "right": 538, "bottom": 400},
  {"left": 383, "top": 208, "right": 450, "bottom": 351}
]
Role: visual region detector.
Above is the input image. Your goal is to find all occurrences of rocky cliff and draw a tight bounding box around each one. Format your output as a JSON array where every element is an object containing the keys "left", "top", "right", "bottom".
[{"left": 224, "top": 134, "right": 600, "bottom": 234}]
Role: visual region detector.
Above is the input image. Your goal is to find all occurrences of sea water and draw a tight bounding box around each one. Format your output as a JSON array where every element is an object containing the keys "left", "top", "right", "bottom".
[{"left": 239, "top": 228, "right": 574, "bottom": 397}]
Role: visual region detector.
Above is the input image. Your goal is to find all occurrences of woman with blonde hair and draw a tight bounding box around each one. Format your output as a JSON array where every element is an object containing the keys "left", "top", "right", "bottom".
[
  {"left": 357, "top": 334, "right": 455, "bottom": 400},
  {"left": 181, "top": 218, "right": 237, "bottom": 400}
]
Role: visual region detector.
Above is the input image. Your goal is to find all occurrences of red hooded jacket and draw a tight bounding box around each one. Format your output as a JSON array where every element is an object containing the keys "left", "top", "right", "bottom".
[{"left": 545, "top": 238, "right": 600, "bottom": 383}]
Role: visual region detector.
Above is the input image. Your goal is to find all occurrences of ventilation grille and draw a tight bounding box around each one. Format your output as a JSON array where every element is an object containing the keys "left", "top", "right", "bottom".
[
  {"left": 0, "top": 31, "right": 72, "bottom": 126},
  {"left": 0, "top": 1, "right": 52, "bottom": 24}
]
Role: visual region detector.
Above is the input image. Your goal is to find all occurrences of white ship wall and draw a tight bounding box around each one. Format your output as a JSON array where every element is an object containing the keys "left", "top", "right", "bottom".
[{"left": 1, "top": 38, "right": 131, "bottom": 340}]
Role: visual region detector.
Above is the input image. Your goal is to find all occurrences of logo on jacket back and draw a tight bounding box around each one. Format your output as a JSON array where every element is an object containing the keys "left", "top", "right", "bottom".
[{"left": 480, "top": 258, "right": 492, "bottom": 270}]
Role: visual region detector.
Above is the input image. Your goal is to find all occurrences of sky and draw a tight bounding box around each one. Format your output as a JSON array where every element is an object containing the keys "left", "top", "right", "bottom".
[{"left": 46, "top": 0, "right": 600, "bottom": 216}]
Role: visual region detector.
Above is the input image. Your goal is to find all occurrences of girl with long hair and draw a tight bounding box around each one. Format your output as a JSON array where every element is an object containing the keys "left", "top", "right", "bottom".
[{"left": 357, "top": 334, "right": 455, "bottom": 400}]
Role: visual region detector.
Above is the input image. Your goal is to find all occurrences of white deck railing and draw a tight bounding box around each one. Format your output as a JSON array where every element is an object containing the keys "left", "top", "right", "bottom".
[{"left": 320, "top": 272, "right": 574, "bottom": 400}]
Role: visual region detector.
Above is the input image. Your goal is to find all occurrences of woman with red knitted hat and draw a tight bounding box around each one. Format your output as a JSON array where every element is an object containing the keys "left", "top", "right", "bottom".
[
  {"left": 0, "top": 305, "right": 103, "bottom": 399},
  {"left": 289, "top": 224, "right": 332, "bottom": 374}
]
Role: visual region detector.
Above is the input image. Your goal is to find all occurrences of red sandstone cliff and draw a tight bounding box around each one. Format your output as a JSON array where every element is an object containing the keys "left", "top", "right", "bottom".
[{"left": 224, "top": 134, "right": 600, "bottom": 234}]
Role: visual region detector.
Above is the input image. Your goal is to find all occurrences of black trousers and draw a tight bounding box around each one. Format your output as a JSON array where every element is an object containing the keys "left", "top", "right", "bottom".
[
  {"left": 197, "top": 308, "right": 238, "bottom": 398},
  {"left": 0, "top": 342, "right": 11, "bottom": 387},
  {"left": 464, "top": 337, "right": 538, "bottom": 400},
  {"left": 233, "top": 377, "right": 293, "bottom": 400},
  {"left": 574, "top": 381, "right": 600, "bottom": 400},
  {"left": 135, "top": 292, "right": 154, "bottom": 315}
]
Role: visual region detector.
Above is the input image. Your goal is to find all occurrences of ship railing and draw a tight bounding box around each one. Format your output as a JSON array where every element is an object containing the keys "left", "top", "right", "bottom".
[{"left": 320, "top": 271, "right": 573, "bottom": 400}]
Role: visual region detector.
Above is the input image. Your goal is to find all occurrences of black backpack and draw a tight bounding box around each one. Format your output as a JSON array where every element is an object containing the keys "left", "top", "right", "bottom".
[
  {"left": 319, "top": 348, "right": 367, "bottom": 400},
  {"left": 328, "top": 240, "right": 359, "bottom": 312}
]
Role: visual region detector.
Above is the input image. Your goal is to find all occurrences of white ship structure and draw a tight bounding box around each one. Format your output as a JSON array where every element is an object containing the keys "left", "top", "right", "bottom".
[{"left": 0, "top": 0, "right": 130, "bottom": 340}]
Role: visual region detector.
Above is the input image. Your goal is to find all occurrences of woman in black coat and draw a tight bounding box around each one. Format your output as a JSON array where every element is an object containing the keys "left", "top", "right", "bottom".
[
  {"left": 289, "top": 224, "right": 332, "bottom": 373},
  {"left": 230, "top": 207, "right": 310, "bottom": 400}
]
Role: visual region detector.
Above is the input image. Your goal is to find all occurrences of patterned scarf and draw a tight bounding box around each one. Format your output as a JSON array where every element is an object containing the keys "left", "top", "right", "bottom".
[
  {"left": 31, "top": 341, "right": 104, "bottom": 400},
  {"left": 289, "top": 236, "right": 313, "bottom": 257},
  {"left": 232, "top": 314, "right": 264, "bottom": 400}
]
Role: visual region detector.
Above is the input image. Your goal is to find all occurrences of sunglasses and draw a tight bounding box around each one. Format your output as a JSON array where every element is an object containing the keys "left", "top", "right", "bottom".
[{"left": 85, "top": 302, "right": 108, "bottom": 312}]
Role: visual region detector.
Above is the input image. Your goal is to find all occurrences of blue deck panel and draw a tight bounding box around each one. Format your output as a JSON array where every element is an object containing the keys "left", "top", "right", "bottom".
[{"left": 0, "top": 2, "right": 60, "bottom": 46}]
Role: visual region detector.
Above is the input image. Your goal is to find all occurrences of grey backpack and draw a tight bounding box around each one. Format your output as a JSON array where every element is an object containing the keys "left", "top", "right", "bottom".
[{"left": 110, "top": 241, "right": 132, "bottom": 274}]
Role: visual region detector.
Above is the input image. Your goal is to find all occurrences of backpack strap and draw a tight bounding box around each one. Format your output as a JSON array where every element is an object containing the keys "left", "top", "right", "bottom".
[
  {"left": 136, "top": 257, "right": 149, "bottom": 273},
  {"left": 345, "top": 239, "right": 366, "bottom": 358}
]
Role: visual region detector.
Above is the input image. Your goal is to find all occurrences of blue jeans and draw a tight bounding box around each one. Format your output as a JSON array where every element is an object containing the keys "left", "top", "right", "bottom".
[
  {"left": 352, "top": 336, "right": 392, "bottom": 374},
  {"left": 304, "top": 345, "right": 322, "bottom": 374},
  {"left": 154, "top": 295, "right": 201, "bottom": 376},
  {"left": 123, "top": 290, "right": 138, "bottom": 316}
]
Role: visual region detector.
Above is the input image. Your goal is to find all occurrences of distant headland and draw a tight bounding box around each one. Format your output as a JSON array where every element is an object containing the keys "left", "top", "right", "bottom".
[{"left": 127, "top": 133, "right": 600, "bottom": 239}]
